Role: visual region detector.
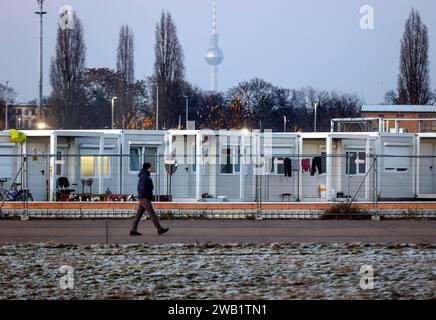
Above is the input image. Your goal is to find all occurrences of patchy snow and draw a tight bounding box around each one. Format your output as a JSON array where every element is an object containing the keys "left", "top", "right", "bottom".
[{"left": 0, "top": 243, "right": 435, "bottom": 300}]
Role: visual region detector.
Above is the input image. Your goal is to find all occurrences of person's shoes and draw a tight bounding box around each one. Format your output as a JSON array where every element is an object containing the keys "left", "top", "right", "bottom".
[
  {"left": 129, "top": 231, "right": 142, "bottom": 236},
  {"left": 158, "top": 227, "right": 169, "bottom": 235}
]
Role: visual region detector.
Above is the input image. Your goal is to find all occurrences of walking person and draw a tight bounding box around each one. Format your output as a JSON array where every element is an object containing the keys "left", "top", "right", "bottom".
[{"left": 130, "top": 163, "right": 169, "bottom": 236}]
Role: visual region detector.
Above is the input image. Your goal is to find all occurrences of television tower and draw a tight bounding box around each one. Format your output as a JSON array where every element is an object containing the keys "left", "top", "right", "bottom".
[{"left": 205, "top": 0, "right": 223, "bottom": 92}]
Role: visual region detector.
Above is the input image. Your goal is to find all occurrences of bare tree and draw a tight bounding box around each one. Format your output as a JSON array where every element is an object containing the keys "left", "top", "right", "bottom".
[
  {"left": 384, "top": 89, "right": 399, "bottom": 104},
  {"left": 227, "top": 78, "right": 278, "bottom": 131},
  {"left": 153, "top": 11, "right": 185, "bottom": 129},
  {"left": 0, "top": 82, "right": 18, "bottom": 129},
  {"left": 49, "top": 13, "right": 86, "bottom": 129},
  {"left": 396, "top": 8, "right": 431, "bottom": 105},
  {"left": 116, "top": 25, "right": 135, "bottom": 126}
]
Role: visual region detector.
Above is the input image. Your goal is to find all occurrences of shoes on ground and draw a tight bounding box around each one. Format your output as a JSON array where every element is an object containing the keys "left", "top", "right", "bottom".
[{"left": 158, "top": 227, "right": 169, "bottom": 235}]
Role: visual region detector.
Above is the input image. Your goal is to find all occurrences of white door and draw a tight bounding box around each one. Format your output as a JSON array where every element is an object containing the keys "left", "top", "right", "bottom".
[
  {"left": 27, "top": 143, "right": 49, "bottom": 201},
  {"left": 420, "top": 143, "right": 434, "bottom": 195}
]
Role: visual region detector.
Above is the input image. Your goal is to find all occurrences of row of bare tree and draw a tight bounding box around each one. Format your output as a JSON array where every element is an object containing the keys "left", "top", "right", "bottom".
[{"left": 4, "top": 8, "right": 433, "bottom": 131}]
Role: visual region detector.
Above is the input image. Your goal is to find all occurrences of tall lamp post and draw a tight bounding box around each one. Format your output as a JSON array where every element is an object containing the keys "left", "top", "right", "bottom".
[
  {"left": 283, "top": 115, "right": 287, "bottom": 133},
  {"left": 5, "top": 81, "right": 9, "bottom": 130},
  {"left": 183, "top": 95, "right": 189, "bottom": 130},
  {"left": 156, "top": 84, "right": 159, "bottom": 130},
  {"left": 35, "top": 0, "right": 47, "bottom": 115},
  {"left": 111, "top": 97, "right": 117, "bottom": 129},
  {"left": 313, "top": 101, "right": 319, "bottom": 132}
]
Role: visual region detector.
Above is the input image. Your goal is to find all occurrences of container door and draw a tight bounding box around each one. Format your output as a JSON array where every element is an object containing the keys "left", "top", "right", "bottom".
[
  {"left": 27, "top": 143, "right": 49, "bottom": 201},
  {"left": 419, "top": 143, "right": 434, "bottom": 195}
]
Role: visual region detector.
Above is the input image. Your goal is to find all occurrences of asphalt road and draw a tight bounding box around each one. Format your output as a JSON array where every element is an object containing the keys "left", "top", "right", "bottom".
[{"left": 0, "top": 219, "right": 435, "bottom": 244}]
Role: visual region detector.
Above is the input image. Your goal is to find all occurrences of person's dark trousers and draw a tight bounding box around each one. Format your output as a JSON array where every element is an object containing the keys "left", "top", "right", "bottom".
[
  {"left": 131, "top": 198, "right": 161, "bottom": 232},
  {"left": 310, "top": 157, "right": 323, "bottom": 176}
]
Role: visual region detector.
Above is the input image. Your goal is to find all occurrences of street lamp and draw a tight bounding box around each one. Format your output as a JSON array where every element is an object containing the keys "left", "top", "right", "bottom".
[
  {"left": 313, "top": 101, "right": 319, "bottom": 132},
  {"left": 156, "top": 84, "right": 159, "bottom": 130},
  {"left": 111, "top": 96, "right": 117, "bottom": 129},
  {"left": 37, "top": 122, "right": 47, "bottom": 130},
  {"left": 241, "top": 127, "right": 250, "bottom": 135},
  {"left": 183, "top": 95, "right": 189, "bottom": 130},
  {"left": 5, "top": 81, "right": 9, "bottom": 130},
  {"left": 18, "top": 117, "right": 22, "bottom": 130},
  {"left": 283, "top": 116, "right": 287, "bottom": 133}
]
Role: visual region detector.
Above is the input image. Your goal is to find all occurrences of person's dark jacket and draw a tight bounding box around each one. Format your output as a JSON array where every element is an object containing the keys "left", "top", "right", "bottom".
[{"left": 138, "top": 169, "right": 154, "bottom": 201}]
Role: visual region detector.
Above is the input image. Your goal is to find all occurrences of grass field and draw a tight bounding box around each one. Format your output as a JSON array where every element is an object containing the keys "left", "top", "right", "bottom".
[{"left": 1, "top": 242, "right": 435, "bottom": 300}]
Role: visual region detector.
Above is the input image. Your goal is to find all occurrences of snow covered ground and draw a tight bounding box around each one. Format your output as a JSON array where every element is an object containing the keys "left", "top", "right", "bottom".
[{"left": 0, "top": 243, "right": 435, "bottom": 300}]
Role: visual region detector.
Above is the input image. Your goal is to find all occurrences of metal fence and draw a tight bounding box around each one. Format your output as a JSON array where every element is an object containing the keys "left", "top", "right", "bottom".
[{"left": 1, "top": 153, "right": 435, "bottom": 207}]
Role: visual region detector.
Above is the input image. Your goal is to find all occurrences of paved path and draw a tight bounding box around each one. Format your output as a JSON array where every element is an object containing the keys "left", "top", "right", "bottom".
[{"left": 1, "top": 219, "right": 436, "bottom": 244}]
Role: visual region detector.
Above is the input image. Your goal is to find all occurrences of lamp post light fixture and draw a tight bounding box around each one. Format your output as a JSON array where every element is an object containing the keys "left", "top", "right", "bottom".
[
  {"left": 313, "top": 101, "right": 319, "bottom": 132},
  {"left": 36, "top": 122, "right": 47, "bottom": 130},
  {"left": 183, "top": 95, "right": 189, "bottom": 130},
  {"left": 18, "top": 117, "right": 22, "bottom": 130},
  {"left": 241, "top": 127, "right": 250, "bottom": 136},
  {"left": 283, "top": 116, "right": 287, "bottom": 133},
  {"left": 111, "top": 96, "right": 117, "bottom": 129}
]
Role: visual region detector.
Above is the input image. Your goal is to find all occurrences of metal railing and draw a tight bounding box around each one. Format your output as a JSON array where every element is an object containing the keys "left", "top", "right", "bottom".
[{"left": 1, "top": 153, "right": 436, "bottom": 209}]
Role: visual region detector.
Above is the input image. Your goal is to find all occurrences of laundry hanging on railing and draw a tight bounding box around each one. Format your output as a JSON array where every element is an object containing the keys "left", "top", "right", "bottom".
[
  {"left": 310, "top": 156, "right": 323, "bottom": 175},
  {"left": 291, "top": 159, "right": 300, "bottom": 171},
  {"left": 284, "top": 158, "right": 292, "bottom": 177},
  {"left": 301, "top": 159, "right": 311, "bottom": 172}
]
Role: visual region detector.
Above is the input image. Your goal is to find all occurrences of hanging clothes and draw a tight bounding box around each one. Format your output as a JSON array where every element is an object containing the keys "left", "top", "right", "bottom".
[
  {"left": 301, "top": 159, "right": 311, "bottom": 173},
  {"left": 283, "top": 158, "right": 292, "bottom": 177},
  {"left": 291, "top": 159, "right": 300, "bottom": 171},
  {"left": 311, "top": 156, "right": 323, "bottom": 175}
]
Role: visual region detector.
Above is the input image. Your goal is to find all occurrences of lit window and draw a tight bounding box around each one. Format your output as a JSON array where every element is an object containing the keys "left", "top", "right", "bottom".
[
  {"left": 80, "top": 156, "right": 95, "bottom": 177},
  {"left": 80, "top": 154, "right": 110, "bottom": 177},
  {"left": 97, "top": 156, "right": 109, "bottom": 177}
]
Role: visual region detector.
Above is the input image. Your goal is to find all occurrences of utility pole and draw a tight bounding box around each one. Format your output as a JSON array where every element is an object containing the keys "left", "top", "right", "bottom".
[
  {"left": 35, "top": 0, "right": 47, "bottom": 115},
  {"left": 5, "top": 81, "right": 9, "bottom": 130},
  {"left": 183, "top": 95, "right": 189, "bottom": 130},
  {"left": 111, "top": 97, "right": 117, "bottom": 129},
  {"left": 313, "top": 101, "right": 319, "bottom": 132},
  {"left": 156, "top": 84, "right": 159, "bottom": 130}
]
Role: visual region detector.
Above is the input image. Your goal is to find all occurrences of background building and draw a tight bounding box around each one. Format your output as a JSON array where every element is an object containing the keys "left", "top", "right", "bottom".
[{"left": 361, "top": 105, "right": 436, "bottom": 133}]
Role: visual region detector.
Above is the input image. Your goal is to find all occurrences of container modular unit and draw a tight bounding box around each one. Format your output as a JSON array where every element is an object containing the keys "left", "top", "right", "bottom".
[
  {"left": 415, "top": 133, "right": 436, "bottom": 199},
  {"left": 0, "top": 129, "right": 167, "bottom": 201},
  {"left": 1, "top": 128, "right": 435, "bottom": 202},
  {"left": 376, "top": 133, "right": 416, "bottom": 200}
]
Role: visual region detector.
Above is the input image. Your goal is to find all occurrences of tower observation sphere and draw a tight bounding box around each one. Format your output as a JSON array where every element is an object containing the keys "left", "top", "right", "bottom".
[{"left": 205, "top": 35, "right": 224, "bottom": 66}]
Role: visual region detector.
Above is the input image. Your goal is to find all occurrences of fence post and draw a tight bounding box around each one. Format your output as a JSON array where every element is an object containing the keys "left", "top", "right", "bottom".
[
  {"left": 98, "top": 135, "right": 104, "bottom": 195},
  {"left": 49, "top": 132, "right": 57, "bottom": 202}
]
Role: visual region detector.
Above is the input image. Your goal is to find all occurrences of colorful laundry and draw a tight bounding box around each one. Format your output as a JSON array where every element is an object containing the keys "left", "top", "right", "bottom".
[
  {"left": 301, "top": 159, "right": 311, "bottom": 172},
  {"left": 311, "top": 156, "right": 323, "bottom": 175}
]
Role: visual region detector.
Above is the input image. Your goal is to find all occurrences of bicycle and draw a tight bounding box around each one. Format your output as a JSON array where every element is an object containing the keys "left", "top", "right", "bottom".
[{"left": 0, "top": 178, "right": 34, "bottom": 202}]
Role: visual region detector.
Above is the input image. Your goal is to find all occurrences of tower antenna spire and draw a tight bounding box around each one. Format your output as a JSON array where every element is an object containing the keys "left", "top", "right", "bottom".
[{"left": 212, "top": 0, "right": 217, "bottom": 34}]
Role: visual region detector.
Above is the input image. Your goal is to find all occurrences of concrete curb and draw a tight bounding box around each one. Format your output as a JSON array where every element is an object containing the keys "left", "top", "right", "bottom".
[{"left": 1, "top": 208, "right": 436, "bottom": 219}]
